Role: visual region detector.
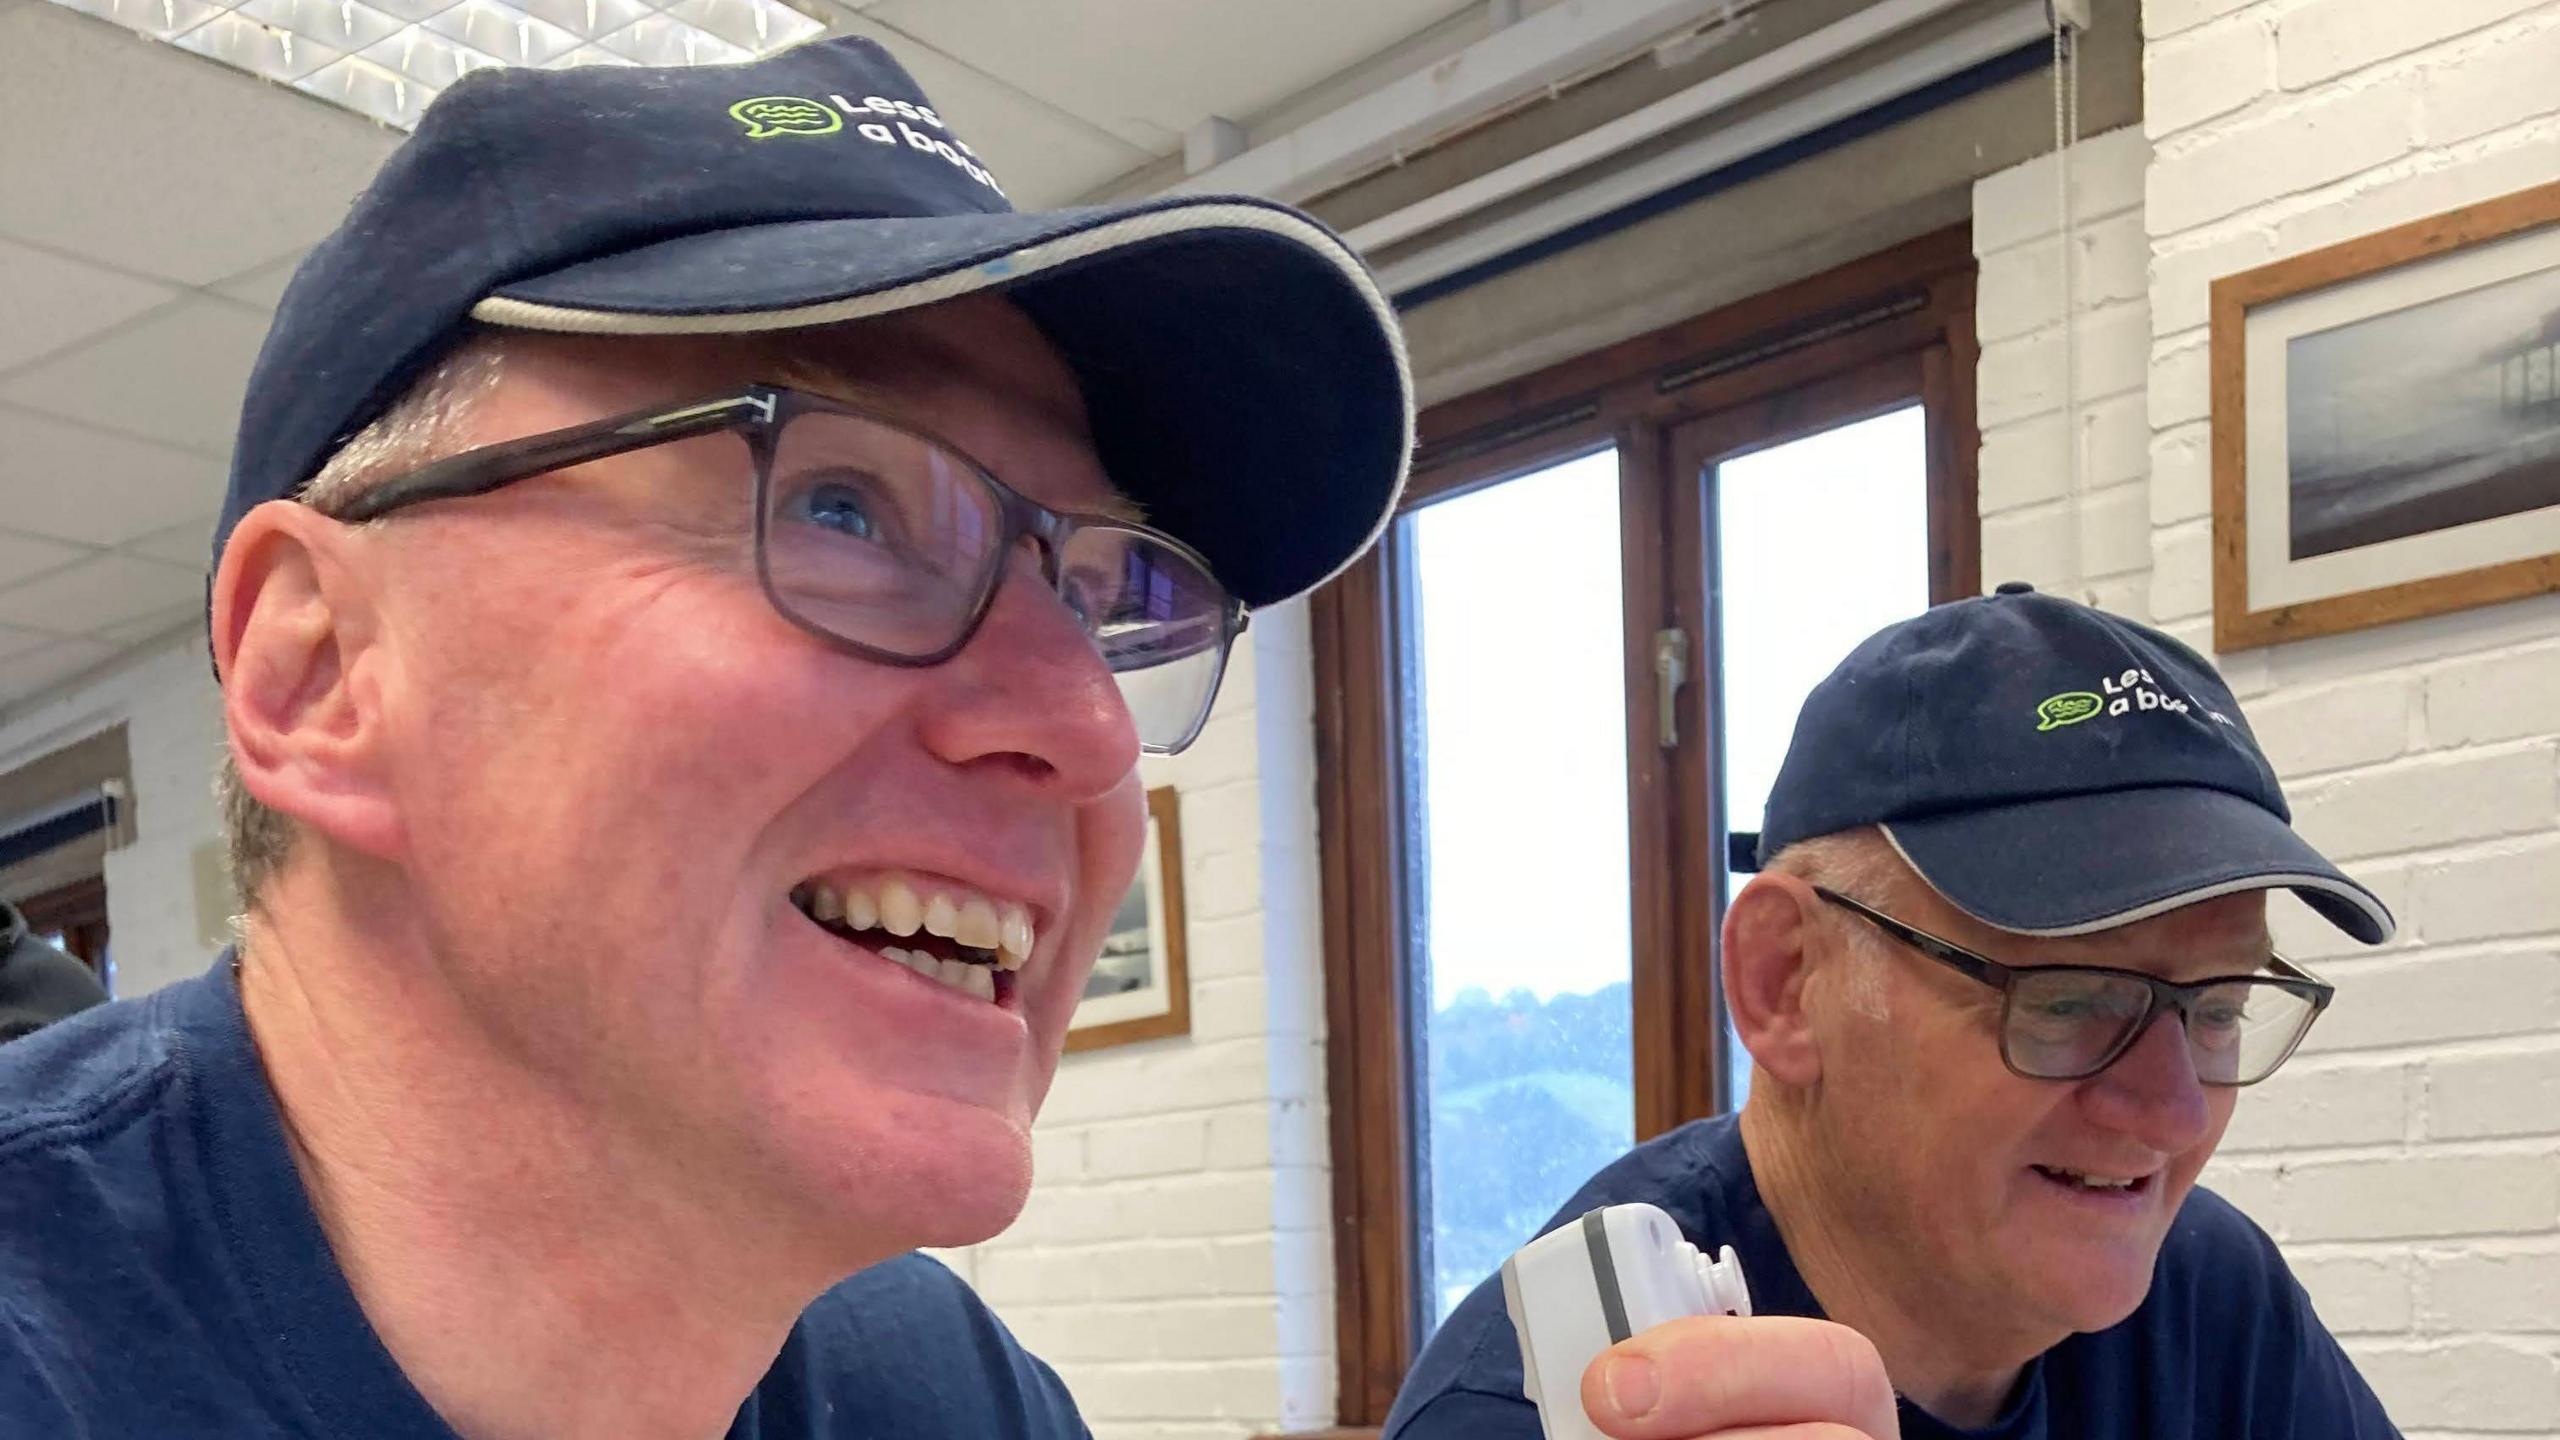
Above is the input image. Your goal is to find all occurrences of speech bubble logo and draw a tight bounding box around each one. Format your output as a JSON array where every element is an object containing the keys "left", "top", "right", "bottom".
[
  {"left": 730, "top": 96, "right": 842, "bottom": 139},
  {"left": 2035, "top": 691, "right": 2104, "bottom": 731}
]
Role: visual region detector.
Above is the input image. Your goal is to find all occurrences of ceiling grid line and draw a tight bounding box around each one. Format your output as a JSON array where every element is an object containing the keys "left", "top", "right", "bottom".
[
  {"left": 0, "top": 399, "right": 225, "bottom": 458},
  {"left": 0, "top": 230, "right": 305, "bottom": 308},
  {"left": 0, "top": 287, "right": 274, "bottom": 392}
]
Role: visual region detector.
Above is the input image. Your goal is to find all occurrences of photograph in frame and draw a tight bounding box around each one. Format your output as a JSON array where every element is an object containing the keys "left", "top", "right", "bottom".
[
  {"left": 1064, "top": 786, "right": 1191, "bottom": 1053},
  {"left": 2211, "top": 179, "right": 2560, "bottom": 650}
]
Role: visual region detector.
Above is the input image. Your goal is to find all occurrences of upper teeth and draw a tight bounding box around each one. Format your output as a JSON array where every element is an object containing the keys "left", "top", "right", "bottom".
[
  {"left": 796, "top": 874, "right": 1036, "bottom": 971},
  {"left": 2053, "top": 1168, "right": 2137, "bottom": 1190}
]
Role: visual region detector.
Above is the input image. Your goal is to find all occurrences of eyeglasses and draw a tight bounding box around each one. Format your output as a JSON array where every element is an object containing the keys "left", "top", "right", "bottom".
[
  {"left": 328, "top": 385, "right": 1246, "bottom": 754},
  {"left": 1811, "top": 887, "right": 2333, "bottom": 1087}
]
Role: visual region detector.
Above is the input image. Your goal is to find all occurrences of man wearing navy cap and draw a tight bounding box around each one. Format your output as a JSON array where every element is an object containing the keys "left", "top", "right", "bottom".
[
  {"left": 1390, "top": 584, "right": 2402, "bottom": 1439},
  {"left": 0, "top": 38, "right": 1409, "bottom": 1438}
]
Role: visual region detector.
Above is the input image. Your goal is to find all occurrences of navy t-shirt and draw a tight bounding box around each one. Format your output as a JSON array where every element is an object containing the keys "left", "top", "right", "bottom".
[
  {"left": 1386, "top": 1115, "right": 2397, "bottom": 1440},
  {"left": 0, "top": 958, "right": 1087, "bottom": 1438}
]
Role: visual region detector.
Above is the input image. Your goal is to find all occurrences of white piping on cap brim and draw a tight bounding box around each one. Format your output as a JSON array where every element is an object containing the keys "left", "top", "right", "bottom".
[
  {"left": 468, "top": 201, "right": 1415, "bottom": 607},
  {"left": 1878, "top": 823, "right": 2397, "bottom": 944}
]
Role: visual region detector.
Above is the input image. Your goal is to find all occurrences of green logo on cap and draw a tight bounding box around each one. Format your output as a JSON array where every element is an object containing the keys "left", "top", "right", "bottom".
[
  {"left": 730, "top": 96, "right": 841, "bottom": 139},
  {"left": 2034, "top": 691, "right": 2104, "bottom": 731}
]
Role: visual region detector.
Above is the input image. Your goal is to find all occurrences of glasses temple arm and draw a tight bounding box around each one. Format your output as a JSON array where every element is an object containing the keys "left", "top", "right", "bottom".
[{"left": 331, "top": 400, "right": 762, "bottom": 523}]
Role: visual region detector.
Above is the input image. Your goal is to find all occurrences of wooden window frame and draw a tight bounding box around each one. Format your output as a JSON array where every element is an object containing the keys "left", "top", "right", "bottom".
[
  {"left": 15, "top": 875, "right": 110, "bottom": 978},
  {"left": 1310, "top": 227, "right": 1981, "bottom": 1431}
]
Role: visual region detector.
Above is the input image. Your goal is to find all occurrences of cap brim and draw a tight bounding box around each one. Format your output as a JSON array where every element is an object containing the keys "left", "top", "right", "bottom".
[
  {"left": 472, "top": 196, "right": 1411, "bottom": 608},
  {"left": 1881, "top": 786, "right": 2395, "bottom": 945}
]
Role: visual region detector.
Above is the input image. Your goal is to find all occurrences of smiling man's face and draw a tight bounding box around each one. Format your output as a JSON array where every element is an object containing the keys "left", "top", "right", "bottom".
[
  {"left": 352, "top": 296, "right": 1150, "bottom": 1256},
  {"left": 1805, "top": 871, "right": 2265, "bottom": 1344}
]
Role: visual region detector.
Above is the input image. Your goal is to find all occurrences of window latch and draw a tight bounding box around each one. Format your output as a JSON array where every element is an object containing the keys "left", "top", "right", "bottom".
[{"left": 1653, "top": 627, "right": 1689, "bottom": 748}]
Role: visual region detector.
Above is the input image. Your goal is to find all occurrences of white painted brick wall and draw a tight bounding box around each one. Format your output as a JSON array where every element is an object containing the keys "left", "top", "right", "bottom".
[
  {"left": 1974, "top": 124, "right": 2158, "bottom": 607},
  {"left": 1969, "top": 6, "right": 2560, "bottom": 1429},
  {"left": 950, "top": 601, "right": 1337, "bottom": 1439}
]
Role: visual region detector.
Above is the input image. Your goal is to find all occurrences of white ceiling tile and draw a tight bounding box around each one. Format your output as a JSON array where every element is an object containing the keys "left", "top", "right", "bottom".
[
  {"left": 122, "top": 514, "right": 221, "bottom": 568},
  {"left": 828, "top": 18, "right": 1154, "bottom": 208},
  {"left": 0, "top": 526, "right": 91, "bottom": 579},
  {"left": 0, "top": 4, "right": 399, "bottom": 285},
  {"left": 0, "top": 624, "right": 66, "bottom": 664},
  {"left": 865, "top": 0, "right": 1477, "bottom": 155},
  {"left": 0, "top": 238, "right": 183, "bottom": 373},
  {"left": 0, "top": 553, "right": 207, "bottom": 636},
  {"left": 97, "top": 605, "right": 203, "bottom": 648},
  {"left": 211, "top": 251, "right": 308, "bottom": 311},
  {"left": 0, "top": 407, "right": 227, "bottom": 546},
  {"left": 0, "top": 297, "right": 267, "bottom": 456},
  {"left": 0, "top": 635, "right": 117, "bottom": 715}
]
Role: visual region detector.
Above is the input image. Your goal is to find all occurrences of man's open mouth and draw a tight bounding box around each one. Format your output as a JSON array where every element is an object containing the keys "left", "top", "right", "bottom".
[
  {"left": 2031, "top": 1165, "right": 2153, "bottom": 1195},
  {"left": 789, "top": 874, "right": 1035, "bottom": 1006}
]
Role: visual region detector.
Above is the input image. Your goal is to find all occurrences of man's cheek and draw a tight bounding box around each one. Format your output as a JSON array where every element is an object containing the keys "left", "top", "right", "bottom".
[{"left": 1033, "top": 944, "right": 1104, "bottom": 1047}]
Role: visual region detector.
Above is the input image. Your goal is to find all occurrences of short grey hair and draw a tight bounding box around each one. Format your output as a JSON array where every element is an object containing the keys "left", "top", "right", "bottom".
[
  {"left": 216, "top": 333, "right": 509, "bottom": 910},
  {"left": 1760, "top": 826, "right": 1908, "bottom": 1020}
]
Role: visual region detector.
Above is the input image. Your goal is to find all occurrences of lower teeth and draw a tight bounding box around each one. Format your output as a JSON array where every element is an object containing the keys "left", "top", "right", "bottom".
[
  {"left": 875, "top": 945, "right": 996, "bottom": 1002},
  {"left": 2043, "top": 1167, "right": 2132, "bottom": 1190}
]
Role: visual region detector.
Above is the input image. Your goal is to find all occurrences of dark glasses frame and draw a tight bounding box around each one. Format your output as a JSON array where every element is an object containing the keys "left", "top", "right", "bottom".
[
  {"left": 326, "top": 385, "right": 1249, "bottom": 753},
  {"left": 1812, "top": 886, "right": 2335, "bottom": 1086}
]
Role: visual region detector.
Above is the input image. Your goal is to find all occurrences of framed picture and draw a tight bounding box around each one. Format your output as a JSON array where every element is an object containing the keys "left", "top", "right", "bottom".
[
  {"left": 2211, "top": 179, "right": 2560, "bottom": 651},
  {"left": 1064, "top": 786, "right": 1191, "bottom": 1053}
]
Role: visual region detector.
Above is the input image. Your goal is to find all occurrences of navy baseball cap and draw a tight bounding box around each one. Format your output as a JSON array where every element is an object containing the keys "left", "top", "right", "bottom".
[
  {"left": 214, "top": 37, "right": 1411, "bottom": 610},
  {"left": 1756, "top": 583, "right": 2393, "bottom": 944}
]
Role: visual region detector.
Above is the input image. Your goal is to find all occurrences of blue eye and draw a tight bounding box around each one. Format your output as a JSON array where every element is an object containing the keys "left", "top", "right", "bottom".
[{"left": 792, "top": 481, "right": 881, "bottom": 540}]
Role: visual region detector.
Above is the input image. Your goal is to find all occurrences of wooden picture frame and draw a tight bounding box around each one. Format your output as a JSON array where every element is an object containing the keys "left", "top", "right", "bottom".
[
  {"left": 2211, "top": 179, "right": 2560, "bottom": 652},
  {"left": 1064, "top": 785, "right": 1191, "bottom": 1053}
]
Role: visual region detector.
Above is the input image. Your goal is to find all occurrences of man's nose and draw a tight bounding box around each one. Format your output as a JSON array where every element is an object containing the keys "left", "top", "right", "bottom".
[
  {"left": 2078, "top": 1010, "right": 2212, "bottom": 1154},
  {"left": 912, "top": 555, "right": 1141, "bottom": 796}
]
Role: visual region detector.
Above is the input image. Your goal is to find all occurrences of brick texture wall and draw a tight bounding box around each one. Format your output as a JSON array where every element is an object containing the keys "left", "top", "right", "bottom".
[
  {"left": 1974, "top": 2, "right": 2560, "bottom": 1426},
  {"left": 945, "top": 603, "right": 1338, "bottom": 1440},
  {"left": 1975, "top": 123, "right": 2157, "bottom": 606}
]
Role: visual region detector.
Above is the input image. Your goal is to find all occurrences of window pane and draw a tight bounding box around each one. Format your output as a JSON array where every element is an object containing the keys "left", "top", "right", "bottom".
[
  {"left": 1712, "top": 404, "right": 1932, "bottom": 1105},
  {"left": 1400, "top": 449, "right": 1635, "bottom": 1333}
]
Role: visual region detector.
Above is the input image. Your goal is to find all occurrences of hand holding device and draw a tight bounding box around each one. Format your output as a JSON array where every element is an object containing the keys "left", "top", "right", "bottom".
[{"left": 1501, "top": 1203, "right": 1751, "bottom": 1440}]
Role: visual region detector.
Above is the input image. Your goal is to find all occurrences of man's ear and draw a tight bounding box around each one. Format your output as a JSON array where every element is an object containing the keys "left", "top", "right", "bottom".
[
  {"left": 211, "top": 501, "right": 407, "bottom": 864},
  {"left": 1721, "top": 872, "right": 1826, "bottom": 1088}
]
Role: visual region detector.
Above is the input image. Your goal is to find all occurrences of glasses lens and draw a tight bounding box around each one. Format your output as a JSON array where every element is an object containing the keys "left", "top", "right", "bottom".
[
  {"left": 2003, "top": 969, "right": 2155, "bottom": 1079},
  {"left": 1059, "top": 526, "right": 1233, "bottom": 753},
  {"left": 760, "top": 410, "right": 1005, "bottom": 657},
  {"left": 2186, "top": 979, "right": 2320, "bottom": 1085}
]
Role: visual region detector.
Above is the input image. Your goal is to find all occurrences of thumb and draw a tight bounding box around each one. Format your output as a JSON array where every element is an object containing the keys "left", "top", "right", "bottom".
[{"left": 1581, "top": 1315, "right": 1900, "bottom": 1439}]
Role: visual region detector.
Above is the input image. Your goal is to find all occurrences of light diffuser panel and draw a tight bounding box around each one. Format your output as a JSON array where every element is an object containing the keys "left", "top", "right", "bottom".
[{"left": 46, "top": 0, "right": 822, "bottom": 129}]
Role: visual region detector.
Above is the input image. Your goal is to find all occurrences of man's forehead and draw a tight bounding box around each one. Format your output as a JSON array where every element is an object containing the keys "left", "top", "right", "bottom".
[
  {"left": 476, "top": 299, "right": 1141, "bottom": 522},
  {"left": 770, "top": 299, "right": 1091, "bottom": 430},
  {"left": 1983, "top": 891, "right": 2271, "bottom": 977},
  {"left": 1887, "top": 864, "right": 2270, "bottom": 971}
]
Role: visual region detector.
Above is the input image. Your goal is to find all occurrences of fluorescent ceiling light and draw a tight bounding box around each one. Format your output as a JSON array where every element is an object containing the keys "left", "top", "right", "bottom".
[{"left": 47, "top": 0, "right": 823, "bottom": 129}]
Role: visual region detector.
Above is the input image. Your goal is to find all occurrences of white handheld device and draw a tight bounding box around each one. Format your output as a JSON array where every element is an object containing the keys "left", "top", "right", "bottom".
[{"left": 1500, "top": 1202, "right": 1752, "bottom": 1440}]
